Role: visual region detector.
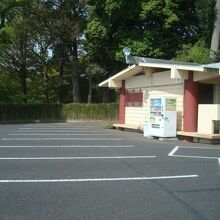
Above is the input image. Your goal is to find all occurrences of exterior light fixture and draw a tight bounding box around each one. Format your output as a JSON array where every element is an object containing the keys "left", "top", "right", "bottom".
[
  {"left": 123, "top": 47, "right": 131, "bottom": 56},
  {"left": 123, "top": 47, "right": 131, "bottom": 64}
]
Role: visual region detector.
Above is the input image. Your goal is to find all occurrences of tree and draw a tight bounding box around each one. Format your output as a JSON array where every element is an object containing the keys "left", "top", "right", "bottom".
[
  {"left": 0, "top": 0, "right": 216, "bottom": 104},
  {"left": 140, "top": 0, "right": 200, "bottom": 57},
  {"left": 196, "top": 0, "right": 216, "bottom": 48},
  {"left": 0, "top": 0, "right": 35, "bottom": 103},
  {"left": 0, "top": 12, "right": 36, "bottom": 103},
  {"left": 175, "top": 41, "right": 211, "bottom": 64},
  {"left": 44, "top": 0, "right": 86, "bottom": 103},
  {"left": 0, "top": 0, "right": 86, "bottom": 103},
  {"left": 85, "top": 63, "right": 106, "bottom": 103},
  {"left": 0, "top": 0, "right": 27, "bottom": 30},
  {"left": 210, "top": 0, "right": 220, "bottom": 57},
  {"left": 85, "top": 0, "right": 200, "bottom": 61},
  {"left": 175, "top": 0, "right": 217, "bottom": 64},
  {"left": 0, "top": 70, "right": 23, "bottom": 103},
  {"left": 26, "top": 1, "right": 55, "bottom": 103},
  {"left": 84, "top": 0, "right": 201, "bottom": 102}
]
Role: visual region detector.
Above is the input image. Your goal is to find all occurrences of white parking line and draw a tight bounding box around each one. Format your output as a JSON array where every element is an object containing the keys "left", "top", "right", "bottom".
[
  {"left": 19, "top": 127, "right": 93, "bottom": 130},
  {"left": 168, "top": 146, "right": 179, "bottom": 156},
  {"left": 0, "top": 175, "right": 199, "bottom": 183},
  {"left": 1, "top": 138, "right": 123, "bottom": 141},
  {"left": 14, "top": 130, "right": 103, "bottom": 133},
  {"left": 0, "top": 156, "right": 156, "bottom": 160},
  {"left": 169, "top": 154, "right": 219, "bottom": 160},
  {"left": 176, "top": 145, "right": 220, "bottom": 150},
  {"left": 0, "top": 145, "right": 134, "bottom": 148},
  {"left": 8, "top": 133, "right": 112, "bottom": 136},
  {"left": 21, "top": 125, "right": 94, "bottom": 127},
  {"left": 168, "top": 146, "right": 220, "bottom": 170},
  {"left": 168, "top": 146, "right": 220, "bottom": 159}
]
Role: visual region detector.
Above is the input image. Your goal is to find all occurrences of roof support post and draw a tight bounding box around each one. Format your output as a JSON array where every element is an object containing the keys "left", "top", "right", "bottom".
[
  {"left": 183, "top": 71, "right": 199, "bottom": 138},
  {"left": 118, "top": 80, "right": 126, "bottom": 124}
]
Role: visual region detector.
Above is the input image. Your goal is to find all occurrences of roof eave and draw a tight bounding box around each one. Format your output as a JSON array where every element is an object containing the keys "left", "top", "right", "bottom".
[
  {"left": 98, "top": 79, "right": 109, "bottom": 87},
  {"left": 98, "top": 65, "right": 143, "bottom": 88}
]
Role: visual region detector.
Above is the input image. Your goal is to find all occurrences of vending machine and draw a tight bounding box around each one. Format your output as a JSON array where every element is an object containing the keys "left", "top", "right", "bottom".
[{"left": 149, "top": 97, "right": 177, "bottom": 137}]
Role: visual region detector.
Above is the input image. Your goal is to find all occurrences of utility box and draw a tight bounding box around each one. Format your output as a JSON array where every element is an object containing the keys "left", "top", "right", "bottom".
[{"left": 149, "top": 97, "right": 177, "bottom": 137}]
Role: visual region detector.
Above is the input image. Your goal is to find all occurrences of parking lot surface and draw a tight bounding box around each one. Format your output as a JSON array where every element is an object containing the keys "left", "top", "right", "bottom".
[{"left": 0, "top": 122, "right": 220, "bottom": 220}]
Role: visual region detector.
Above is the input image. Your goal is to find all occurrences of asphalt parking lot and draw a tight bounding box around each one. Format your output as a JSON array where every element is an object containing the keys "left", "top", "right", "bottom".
[{"left": 0, "top": 122, "right": 220, "bottom": 220}]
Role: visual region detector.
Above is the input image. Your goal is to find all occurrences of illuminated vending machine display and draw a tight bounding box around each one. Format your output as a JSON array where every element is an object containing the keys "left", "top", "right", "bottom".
[{"left": 149, "top": 97, "right": 177, "bottom": 137}]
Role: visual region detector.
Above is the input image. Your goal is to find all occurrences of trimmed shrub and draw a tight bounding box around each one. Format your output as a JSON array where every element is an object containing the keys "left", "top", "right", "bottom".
[
  {"left": 0, "top": 103, "right": 118, "bottom": 122},
  {"left": 63, "top": 103, "right": 118, "bottom": 121}
]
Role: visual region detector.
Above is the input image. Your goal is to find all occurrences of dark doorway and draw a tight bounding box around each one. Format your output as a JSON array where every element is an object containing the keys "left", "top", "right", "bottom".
[{"left": 198, "top": 83, "right": 214, "bottom": 104}]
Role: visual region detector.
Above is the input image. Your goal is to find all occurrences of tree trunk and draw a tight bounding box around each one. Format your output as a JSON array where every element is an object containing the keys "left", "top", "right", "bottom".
[
  {"left": 58, "top": 57, "right": 65, "bottom": 103},
  {"left": 87, "top": 74, "right": 92, "bottom": 103},
  {"left": 0, "top": 12, "right": 6, "bottom": 30},
  {"left": 102, "top": 88, "right": 110, "bottom": 103},
  {"left": 71, "top": 67, "right": 80, "bottom": 103},
  {"left": 20, "top": 33, "right": 28, "bottom": 103},
  {"left": 71, "top": 38, "right": 80, "bottom": 103},
  {"left": 70, "top": 64, "right": 80, "bottom": 103},
  {"left": 43, "top": 65, "right": 49, "bottom": 103},
  {"left": 210, "top": 0, "right": 220, "bottom": 58},
  {"left": 20, "top": 65, "right": 27, "bottom": 103}
]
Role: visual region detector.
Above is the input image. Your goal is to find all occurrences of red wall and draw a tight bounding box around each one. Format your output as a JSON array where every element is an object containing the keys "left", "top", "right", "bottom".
[
  {"left": 118, "top": 80, "right": 126, "bottom": 124},
  {"left": 183, "top": 71, "right": 199, "bottom": 132}
]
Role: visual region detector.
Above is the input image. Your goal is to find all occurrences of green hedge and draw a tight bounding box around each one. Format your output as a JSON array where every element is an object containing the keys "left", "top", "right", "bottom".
[
  {"left": 63, "top": 103, "right": 118, "bottom": 120},
  {"left": 0, "top": 104, "right": 64, "bottom": 121},
  {"left": 0, "top": 103, "right": 118, "bottom": 122}
]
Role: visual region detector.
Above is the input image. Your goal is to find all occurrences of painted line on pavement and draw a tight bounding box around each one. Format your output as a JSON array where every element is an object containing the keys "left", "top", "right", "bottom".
[
  {"left": 1, "top": 138, "right": 123, "bottom": 141},
  {"left": 176, "top": 145, "right": 220, "bottom": 150},
  {"left": 23, "top": 123, "right": 87, "bottom": 125},
  {"left": 0, "top": 145, "right": 134, "bottom": 148},
  {"left": 168, "top": 146, "right": 220, "bottom": 170},
  {"left": 168, "top": 146, "right": 179, "bottom": 156},
  {"left": 168, "top": 146, "right": 220, "bottom": 159},
  {"left": 19, "top": 127, "right": 93, "bottom": 130},
  {"left": 0, "top": 156, "right": 156, "bottom": 160},
  {"left": 0, "top": 175, "right": 199, "bottom": 183},
  {"left": 8, "top": 133, "right": 111, "bottom": 136},
  {"left": 14, "top": 130, "right": 103, "bottom": 133},
  {"left": 169, "top": 154, "right": 219, "bottom": 160}
]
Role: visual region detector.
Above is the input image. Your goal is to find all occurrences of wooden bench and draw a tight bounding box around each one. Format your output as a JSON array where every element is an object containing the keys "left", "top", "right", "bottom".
[
  {"left": 113, "top": 123, "right": 141, "bottom": 131},
  {"left": 177, "top": 131, "right": 220, "bottom": 144}
]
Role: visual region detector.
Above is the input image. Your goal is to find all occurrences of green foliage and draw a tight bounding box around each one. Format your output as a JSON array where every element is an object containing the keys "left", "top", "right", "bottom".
[
  {"left": 0, "top": 104, "right": 64, "bottom": 121},
  {"left": 196, "top": 0, "right": 216, "bottom": 46},
  {"left": 84, "top": 63, "right": 107, "bottom": 103},
  {"left": 0, "top": 26, "right": 13, "bottom": 49},
  {"left": 0, "top": 70, "right": 23, "bottom": 103},
  {"left": 84, "top": 0, "right": 200, "bottom": 75},
  {"left": 84, "top": 18, "right": 107, "bottom": 41},
  {"left": 85, "top": 63, "right": 106, "bottom": 80},
  {"left": 115, "top": 32, "right": 164, "bottom": 60},
  {"left": 141, "top": 0, "right": 181, "bottom": 28},
  {"left": 140, "top": 0, "right": 199, "bottom": 57},
  {"left": 63, "top": 103, "right": 118, "bottom": 120},
  {"left": 0, "top": 0, "right": 85, "bottom": 104},
  {"left": 0, "top": 103, "right": 118, "bottom": 122},
  {"left": 104, "top": 0, "right": 122, "bottom": 16},
  {"left": 0, "top": 0, "right": 217, "bottom": 104},
  {"left": 104, "top": 123, "right": 115, "bottom": 129},
  {"left": 175, "top": 41, "right": 211, "bottom": 64}
]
